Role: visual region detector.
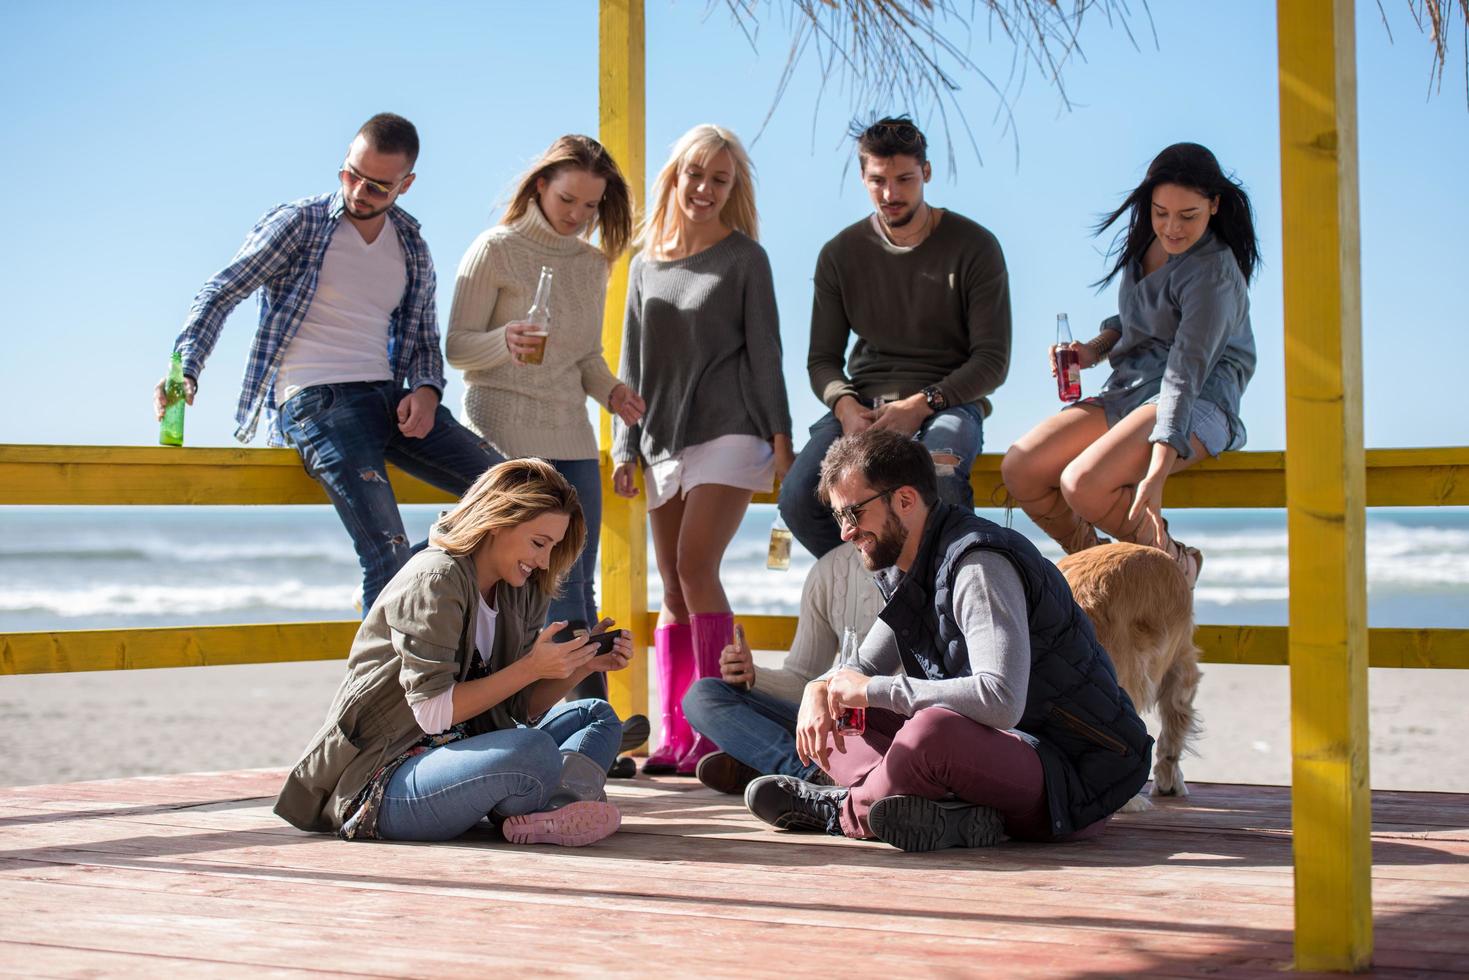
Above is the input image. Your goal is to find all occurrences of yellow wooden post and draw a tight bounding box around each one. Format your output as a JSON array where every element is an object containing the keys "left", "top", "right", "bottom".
[
  {"left": 1277, "top": 0, "right": 1372, "bottom": 969},
  {"left": 598, "top": 0, "right": 648, "bottom": 723}
]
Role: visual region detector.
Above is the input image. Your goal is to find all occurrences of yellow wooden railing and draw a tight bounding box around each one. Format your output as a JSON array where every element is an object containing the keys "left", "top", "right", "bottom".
[{"left": 4, "top": 443, "right": 1467, "bottom": 678}]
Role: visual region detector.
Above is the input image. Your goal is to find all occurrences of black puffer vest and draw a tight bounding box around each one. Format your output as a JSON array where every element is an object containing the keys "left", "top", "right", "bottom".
[{"left": 875, "top": 503, "right": 1153, "bottom": 837}]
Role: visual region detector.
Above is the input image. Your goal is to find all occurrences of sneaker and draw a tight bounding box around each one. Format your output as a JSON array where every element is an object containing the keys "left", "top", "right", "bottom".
[
  {"left": 501, "top": 800, "right": 621, "bottom": 847},
  {"left": 695, "top": 751, "right": 762, "bottom": 795},
  {"left": 744, "top": 774, "right": 847, "bottom": 834},
  {"left": 607, "top": 756, "right": 638, "bottom": 780},
  {"left": 867, "top": 795, "right": 1005, "bottom": 853},
  {"left": 619, "top": 714, "right": 651, "bottom": 753}
]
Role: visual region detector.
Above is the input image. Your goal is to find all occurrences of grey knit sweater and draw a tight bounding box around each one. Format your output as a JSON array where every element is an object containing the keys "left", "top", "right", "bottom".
[{"left": 612, "top": 232, "right": 792, "bottom": 465}]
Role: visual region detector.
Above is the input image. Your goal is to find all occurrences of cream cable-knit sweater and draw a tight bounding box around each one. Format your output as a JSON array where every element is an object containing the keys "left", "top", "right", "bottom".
[{"left": 445, "top": 205, "right": 620, "bottom": 460}]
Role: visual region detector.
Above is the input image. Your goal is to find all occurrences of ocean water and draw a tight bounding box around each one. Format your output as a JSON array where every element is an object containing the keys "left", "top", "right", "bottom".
[{"left": 1, "top": 504, "right": 1467, "bottom": 632}]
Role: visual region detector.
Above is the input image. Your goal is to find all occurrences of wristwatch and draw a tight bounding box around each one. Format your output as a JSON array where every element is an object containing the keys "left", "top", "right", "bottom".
[{"left": 921, "top": 385, "right": 948, "bottom": 413}]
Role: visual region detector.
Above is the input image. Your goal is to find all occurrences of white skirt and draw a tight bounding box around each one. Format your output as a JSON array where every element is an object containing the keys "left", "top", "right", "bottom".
[{"left": 645, "top": 434, "right": 775, "bottom": 511}]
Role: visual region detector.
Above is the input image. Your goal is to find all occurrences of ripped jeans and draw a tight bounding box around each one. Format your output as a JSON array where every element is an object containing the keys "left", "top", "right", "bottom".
[
  {"left": 778, "top": 403, "right": 985, "bottom": 559},
  {"left": 281, "top": 381, "right": 503, "bottom": 613}
]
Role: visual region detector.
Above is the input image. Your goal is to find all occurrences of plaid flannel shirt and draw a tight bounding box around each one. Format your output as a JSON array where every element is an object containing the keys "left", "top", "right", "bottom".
[{"left": 172, "top": 191, "right": 445, "bottom": 446}]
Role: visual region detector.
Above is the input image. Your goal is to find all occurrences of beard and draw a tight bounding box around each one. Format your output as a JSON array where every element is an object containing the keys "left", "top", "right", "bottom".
[
  {"left": 878, "top": 202, "right": 918, "bottom": 229},
  {"left": 345, "top": 197, "right": 391, "bottom": 221},
  {"left": 856, "top": 510, "right": 907, "bottom": 570}
]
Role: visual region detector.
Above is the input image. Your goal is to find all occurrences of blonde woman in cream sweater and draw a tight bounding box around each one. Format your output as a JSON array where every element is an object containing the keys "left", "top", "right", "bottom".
[{"left": 447, "top": 135, "right": 644, "bottom": 711}]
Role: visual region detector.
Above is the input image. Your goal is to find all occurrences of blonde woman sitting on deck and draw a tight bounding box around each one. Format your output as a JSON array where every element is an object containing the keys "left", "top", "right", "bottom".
[
  {"left": 612, "top": 124, "right": 795, "bottom": 775},
  {"left": 1001, "top": 143, "right": 1259, "bottom": 588},
  {"left": 275, "top": 459, "right": 632, "bottom": 846}
]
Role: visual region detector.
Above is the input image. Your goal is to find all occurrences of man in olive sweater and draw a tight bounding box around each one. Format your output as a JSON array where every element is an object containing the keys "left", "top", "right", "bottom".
[{"left": 778, "top": 116, "right": 1012, "bottom": 559}]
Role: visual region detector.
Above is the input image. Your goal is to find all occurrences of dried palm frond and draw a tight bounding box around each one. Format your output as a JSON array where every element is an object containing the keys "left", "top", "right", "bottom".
[
  {"left": 1379, "top": 0, "right": 1469, "bottom": 107},
  {"left": 719, "top": 0, "right": 1155, "bottom": 170}
]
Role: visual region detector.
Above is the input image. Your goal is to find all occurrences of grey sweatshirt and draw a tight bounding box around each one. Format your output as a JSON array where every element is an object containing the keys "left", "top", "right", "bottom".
[
  {"left": 806, "top": 209, "right": 1012, "bottom": 417},
  {"left": 829, "top": 550, "right": 1031, "bottom": 730},
  {"left": 1096, "top": 229, "right": 1256, "bottom": 458},
  {"left": 756, "top": 543, "right": 884, "bottom": 705},
  {"left": 612, "top": 232, "right": 792, "bottom": 465}
]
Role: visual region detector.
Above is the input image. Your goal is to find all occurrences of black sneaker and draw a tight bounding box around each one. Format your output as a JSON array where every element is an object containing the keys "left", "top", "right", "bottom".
[
  {"left": 868, "top": 795, "right": 1005, "bottom": 852},
  {"left": 744, "top": 775, "right": 847, "bottom": 834},
  {"left": 695, "top": 751, "right": 762, "bottom": 795},
  {"left": 607, "top": 756, "right": 637, "bottom": 779},
  {"left": 619, "top": 714, "right": 650, "bottom": 753}
]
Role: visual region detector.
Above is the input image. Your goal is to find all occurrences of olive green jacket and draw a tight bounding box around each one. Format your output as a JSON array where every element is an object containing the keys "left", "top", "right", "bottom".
[{"left": 274, "top": 548, "right": 550, "bottom": 833}]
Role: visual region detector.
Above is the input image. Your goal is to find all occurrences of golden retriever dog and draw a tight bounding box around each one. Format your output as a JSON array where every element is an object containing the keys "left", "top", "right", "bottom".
[{"left": 1057, "top": 542, "right": 1201, "bottom": 810}]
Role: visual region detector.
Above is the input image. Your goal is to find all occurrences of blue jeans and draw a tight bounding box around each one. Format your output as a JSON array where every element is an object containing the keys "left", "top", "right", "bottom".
[
  {"left": 279, "top": 381, "right": 503, "bottom": 612},
  {"left": 778, "top": 404, "right": 986, "bottom": 559},
  {"left": 376, "top": 699, "right": 623, "bottom": 842},
  {"left": 543, "top": 459, "right": 608, "bottom": 702},
  {"left": 682, "top": 678, "right": 825, "bottom": 782}
]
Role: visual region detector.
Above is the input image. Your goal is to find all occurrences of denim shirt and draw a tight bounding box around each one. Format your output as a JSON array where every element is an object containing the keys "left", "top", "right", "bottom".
[
  {"left": 173, "top": 191, "right": 445, "bottom": 446},
  {"left": 1096, "top": 230, "right": 1255, "bottom": 458}
]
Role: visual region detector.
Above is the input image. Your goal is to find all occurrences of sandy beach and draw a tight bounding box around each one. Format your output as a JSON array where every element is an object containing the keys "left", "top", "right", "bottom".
[{"left": 2, "top": 652, "right": 1465, "bottom": 793}]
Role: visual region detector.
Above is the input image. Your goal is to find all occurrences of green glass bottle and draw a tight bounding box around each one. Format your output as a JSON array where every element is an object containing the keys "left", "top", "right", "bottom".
[{"left": 159, "top": 352, "right": 186, "bottom": 446}]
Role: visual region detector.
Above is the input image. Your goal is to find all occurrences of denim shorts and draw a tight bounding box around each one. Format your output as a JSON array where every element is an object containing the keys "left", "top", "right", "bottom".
[{"left": 1074, "top": 393, "right": 1237, "bottom": 457}]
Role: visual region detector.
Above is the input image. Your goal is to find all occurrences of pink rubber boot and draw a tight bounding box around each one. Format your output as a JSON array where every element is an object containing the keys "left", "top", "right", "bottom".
[
  {"left": 642, "top": 622, "right": 694, "bottom": 775},
  {"left": 676, "top": 611, "right": 733, "bottom": 774}
]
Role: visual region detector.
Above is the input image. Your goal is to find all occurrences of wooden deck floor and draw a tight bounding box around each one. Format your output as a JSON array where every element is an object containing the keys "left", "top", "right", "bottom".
[{"left": 2, "top": 773, "right": 1467, "bottom": 978}]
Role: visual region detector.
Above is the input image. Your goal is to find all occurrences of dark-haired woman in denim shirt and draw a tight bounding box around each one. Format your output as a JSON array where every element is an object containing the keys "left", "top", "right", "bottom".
[{"left": 1002, "top": 143, "right": 1259, "bottom": 587}]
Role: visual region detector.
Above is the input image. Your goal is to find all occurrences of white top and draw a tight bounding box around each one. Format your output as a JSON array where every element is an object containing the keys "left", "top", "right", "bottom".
[
  {"left": 275, "top": 216, "right": 404, "bottom": 405},
  {"left": 411, "top": 590, "right": 498, "bottom": 735}
]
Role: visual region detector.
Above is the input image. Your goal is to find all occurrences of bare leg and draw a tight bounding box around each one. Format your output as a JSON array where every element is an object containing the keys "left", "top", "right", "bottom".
[
  {"left": 648, "top": 494, "right": 690, "bottom": 629},
  {"left": 672, "top": 484, "right": 755, "bottom": 614},
  {"left": 1000, "top": 405, "right": 1111, "bottom": 553},
  {"left": 1059, "top": 404, "right": 1210, "bottom": 580}
]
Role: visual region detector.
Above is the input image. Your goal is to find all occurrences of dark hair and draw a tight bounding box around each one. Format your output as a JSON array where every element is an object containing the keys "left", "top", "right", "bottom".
[
  {"left": 817, "top": 429, "right": 939, "bottom": 509},
  {"left": 853, "top": 115, "right": 928, "bottom": 169},
  {"left": 1094, "top": 142, "right": 1259, "bottom": 288},
  {"left": 356, "top": 113, "right": 420, "bottom": 168},
  {"left": 502, "top": 134, "right": 634, "bottom": 261}
]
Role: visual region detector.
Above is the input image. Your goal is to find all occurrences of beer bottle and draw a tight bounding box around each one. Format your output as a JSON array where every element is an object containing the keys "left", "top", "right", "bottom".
[
  {"left": 521, "top": 266, "right": 553, "bottom": 365},
  {"left": 159, "top": 352, "right": 187, "bottom": 446}
]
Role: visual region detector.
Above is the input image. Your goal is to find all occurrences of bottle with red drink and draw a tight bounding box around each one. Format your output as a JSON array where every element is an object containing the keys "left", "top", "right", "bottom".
[
  {"left": 835, "top": 626, "right": 866, "bottom": 735},
  {"left": 1054, "top": 313, "right": 1081, "bottom": 403}
]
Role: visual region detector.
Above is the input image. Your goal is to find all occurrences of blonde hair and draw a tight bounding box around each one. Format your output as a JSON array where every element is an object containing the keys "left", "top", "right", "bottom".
[
  {"left": 501, "top": 134, "right": 634, "bottom": 262},
  {"left": 431, "top": 458, "right": 587, "bottom": 596},
  {"left": 637, "top": 124, "right": 757, "bottom": 256}
]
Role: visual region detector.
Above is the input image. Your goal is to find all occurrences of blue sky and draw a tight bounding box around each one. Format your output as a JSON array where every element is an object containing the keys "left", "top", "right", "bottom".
[{"left": 1, "top": 0, "right": 1464, "bottom": 453}]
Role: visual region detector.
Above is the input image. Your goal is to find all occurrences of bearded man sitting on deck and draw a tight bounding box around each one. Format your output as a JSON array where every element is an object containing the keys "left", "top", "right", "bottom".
[{"left": 744, "top": 429, "right": 1153, "bottom": 852}]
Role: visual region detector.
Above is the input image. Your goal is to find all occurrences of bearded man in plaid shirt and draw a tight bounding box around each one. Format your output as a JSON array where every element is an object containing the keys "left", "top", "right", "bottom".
[{"left": 154, "top": 113, "right": 501, "bottom": 613}]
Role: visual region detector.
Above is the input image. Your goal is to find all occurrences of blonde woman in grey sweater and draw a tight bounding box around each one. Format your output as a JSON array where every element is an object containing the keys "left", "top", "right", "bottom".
[
  {"left": 447, "top": 135, "right": 645, "bottom": 711},
  {"left": 612, "top": 124, "right": 794, "bottom": 775}
]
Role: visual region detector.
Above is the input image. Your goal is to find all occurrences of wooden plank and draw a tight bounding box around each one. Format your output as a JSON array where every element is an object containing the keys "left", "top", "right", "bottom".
[
  {"left": 5, "top": 444, "right": 1468, "bottom": 508},
  {"left": 1278, "top": 0, "right": 1373, "bottom": 969},
  {"left": 9, "top": 619, "right": 1469, "bottom": 675},
  {"left": 0, "top": 623, "right": 354, "bottom": 674},
  {"left": 3, "top": 776, "right": 1468, "bottom": 976},
  {"left": 597, "top": 0, "right": 649, "bottom": 723}
]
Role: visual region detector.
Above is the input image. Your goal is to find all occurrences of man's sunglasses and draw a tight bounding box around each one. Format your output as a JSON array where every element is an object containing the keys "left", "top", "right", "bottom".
[
  {"left": 865, "top": 121, "right": 923, "bottom": 146},
  {"left": 339, "top": 162, "right": 407, "bottom": 198},
  {"left": 832, "top": 488, "right": 894, "bottom": 530}
]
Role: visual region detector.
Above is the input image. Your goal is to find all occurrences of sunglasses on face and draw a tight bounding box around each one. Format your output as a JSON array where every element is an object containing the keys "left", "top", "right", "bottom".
[
  {"left": 339, "top": 161, "right": 406, "bottom": 198},
  {"left": 832, "top": 488, "right": 894, "bottom": 530}
]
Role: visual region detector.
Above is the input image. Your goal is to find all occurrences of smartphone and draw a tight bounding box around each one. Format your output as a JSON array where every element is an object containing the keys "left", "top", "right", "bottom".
[
  {"left": 552, "top": 623, "right": 624, "bottom": 656},
  {"left": 584, "top": 630, "right": 625, "bottom": 656}
]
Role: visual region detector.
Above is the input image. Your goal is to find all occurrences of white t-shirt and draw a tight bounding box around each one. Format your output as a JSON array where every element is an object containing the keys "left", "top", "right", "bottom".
[
  {"left": 411, "top": 590, "right": 498, "bottom": 735},
  {"left": 275, "top": 216, "right": 405, "bottom": 405}
]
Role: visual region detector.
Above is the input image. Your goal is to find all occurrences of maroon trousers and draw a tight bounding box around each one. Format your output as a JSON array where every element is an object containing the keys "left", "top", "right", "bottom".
[{"left": 820, "top": 707, "right": 1107, "bottom": 842}]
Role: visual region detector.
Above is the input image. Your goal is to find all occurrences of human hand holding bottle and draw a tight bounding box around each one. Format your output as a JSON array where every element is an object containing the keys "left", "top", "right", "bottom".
[{"left": 720, "top": 623, "right": 756, "bottom": 689}]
